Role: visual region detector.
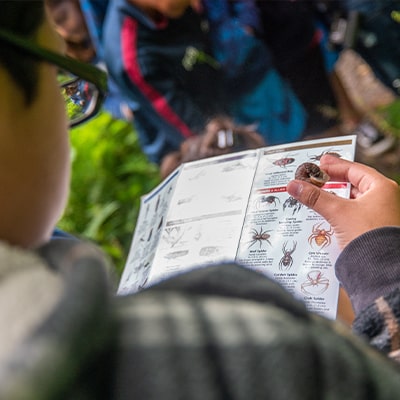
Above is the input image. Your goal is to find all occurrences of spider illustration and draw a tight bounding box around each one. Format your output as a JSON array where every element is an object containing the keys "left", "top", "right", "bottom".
[
  {"left": 279, "top": 241, "right": 297, "bottom": 270},
  {"left": 283, "top": 196, "right": 302, "bottom": 215},
  {"left": 254, "top": 195, "right": 280, "bottom": 210},
  {"left": 163, "top": 227, "right": 185, "bottom": 248},
  {"left": 301, "top": 270, "right": 329, "bottom": 295},
  {"left": 247, "top": 227, "right": 272, "bottom": 248},
  {"left": 308, "top": 149, "right": 341, "bottom": 162},
  {"left": 308, "top": 222, "right": 334, "bottom": 249}
]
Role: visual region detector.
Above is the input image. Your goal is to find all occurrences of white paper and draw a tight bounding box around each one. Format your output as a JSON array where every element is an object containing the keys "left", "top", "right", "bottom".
[{"left": 118, "top": 135, "right": 356, "bottom": 319}]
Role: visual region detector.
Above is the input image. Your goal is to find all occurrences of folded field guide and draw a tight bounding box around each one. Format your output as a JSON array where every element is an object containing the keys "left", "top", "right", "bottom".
[{"left": 119, "top": 135, "right": 356, "bottom": 319}]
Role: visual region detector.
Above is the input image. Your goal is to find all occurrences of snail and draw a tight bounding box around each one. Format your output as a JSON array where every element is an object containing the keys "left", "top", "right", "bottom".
[{"left": 295, "top": 162, "right": 330, "bottom": 187}]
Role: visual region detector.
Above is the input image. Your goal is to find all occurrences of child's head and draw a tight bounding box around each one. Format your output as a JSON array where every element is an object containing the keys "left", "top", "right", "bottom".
[
  {"left": 0, "top": 0, "right": 70, "bottom": 247},
  {"left": 46, "top": 0, "right": 96, "bottom": 62},
  {"left": 0, "top": 2, "right": 45, "bottom": 104}
]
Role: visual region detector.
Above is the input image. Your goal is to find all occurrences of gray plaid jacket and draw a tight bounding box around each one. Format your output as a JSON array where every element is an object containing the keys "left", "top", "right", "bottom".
[{"left": 1, "top": 237, "right": 400, "bottom": 399}]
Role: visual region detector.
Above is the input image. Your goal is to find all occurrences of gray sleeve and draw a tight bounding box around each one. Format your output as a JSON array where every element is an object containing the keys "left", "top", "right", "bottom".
[{"left": 335, "top": 227, "right": 400, "bottom": 315}]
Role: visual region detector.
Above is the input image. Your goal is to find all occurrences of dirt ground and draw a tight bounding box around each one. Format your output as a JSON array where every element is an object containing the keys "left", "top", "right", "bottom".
[
  {"left": 331, "top": 49, "right": 400, "bottom": 179},
  {"left": 312, "top": 127, "right": 400, "bottom": 179},
  {"left": 322, "top": 50, "right": 400, "bottom": 324},
  {"left": 355, "top": 141, "right": 400, "bottom": 180}
]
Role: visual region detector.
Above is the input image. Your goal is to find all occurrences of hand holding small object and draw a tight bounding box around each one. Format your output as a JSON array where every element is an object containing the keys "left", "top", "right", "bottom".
[
  {"left": 161, "top": 117, "right": 265, "bottom": 178},
  {"left": 287, "top": 154, "right": 400, "bottom": 249},
  {"left": 181, "top": 117, "right": 265, "bottom": 161}
]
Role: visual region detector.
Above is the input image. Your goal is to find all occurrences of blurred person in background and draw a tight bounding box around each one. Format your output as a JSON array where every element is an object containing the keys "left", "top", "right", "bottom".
[
  {"left": 256, "top": 0, "right": 340, "bottom": 137},
  {"left": 103, "top": 0, "right": 308, "bottom": 178},
  {"left": 46, "top": 0, "right": 136, "bottom": 121}
]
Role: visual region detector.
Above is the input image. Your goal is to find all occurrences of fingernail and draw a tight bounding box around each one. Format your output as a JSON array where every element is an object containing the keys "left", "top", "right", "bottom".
[{"left": 287, "top": 181, "right": 303, "bottom": 198}]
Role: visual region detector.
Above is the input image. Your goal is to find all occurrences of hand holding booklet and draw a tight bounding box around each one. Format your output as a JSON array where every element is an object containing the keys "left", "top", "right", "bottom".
[{"left": 118, "top": 135, "right": 356, "bottom": 319}]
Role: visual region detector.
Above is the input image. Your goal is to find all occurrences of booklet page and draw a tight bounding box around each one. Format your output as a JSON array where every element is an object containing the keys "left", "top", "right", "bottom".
[
  {"left": 118, "top": 136, "right": 356, "bottom": 319},
  {"left": 118, "top": 169, "right": 180, "bottom": 293},
  {"left": 236, "top": 136, "right": 355, "bottom": 318},
  {"left": 143, "top": 151, "right": 259, "bottom": 284}
]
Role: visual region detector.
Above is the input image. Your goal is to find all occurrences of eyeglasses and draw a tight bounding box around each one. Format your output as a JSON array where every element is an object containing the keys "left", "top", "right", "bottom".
[{"left": 0, "top": 28, "right": 107, "bottom": 127}]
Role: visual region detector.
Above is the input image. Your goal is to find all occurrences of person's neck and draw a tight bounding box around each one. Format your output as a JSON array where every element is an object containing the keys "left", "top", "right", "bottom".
[
  {"left": 146, "top": 9, "right": 166, "bottom": 24},
  {"left": 128, "top": 1, "right": 165, "bottom": 24}
]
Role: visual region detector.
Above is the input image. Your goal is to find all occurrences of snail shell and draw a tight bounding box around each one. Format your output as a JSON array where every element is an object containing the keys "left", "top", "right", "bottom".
[{"left": 295, "top": 162, "right": 330, "bottom": 187}]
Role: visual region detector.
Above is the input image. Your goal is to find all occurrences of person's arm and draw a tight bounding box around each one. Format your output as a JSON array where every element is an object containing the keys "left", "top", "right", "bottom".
[
  {"left": 287, "top": 155, "right": 400, "bottom": 355},
  {"left": 334, "top": 227, "right": 400, "bottom": 315},
  {"left": 114, "top": 9, "right": 217, "bottom": 135},
  {"left": 231, "top": 0, "right": 263, "bottom": 35},
  {"left": 118, "top": 48, "right": 206, "bottom": 141},
  {"left": 103, "top": 2, "right": 222, "bottom": 159},
  {"left": 336, "top": 227, "right": 400, "bottom": 361}
]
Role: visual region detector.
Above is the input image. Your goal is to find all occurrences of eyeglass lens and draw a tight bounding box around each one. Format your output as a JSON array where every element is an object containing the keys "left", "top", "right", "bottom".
[{"left": 58, "top": 70, "right": 100, "bottom": 127}]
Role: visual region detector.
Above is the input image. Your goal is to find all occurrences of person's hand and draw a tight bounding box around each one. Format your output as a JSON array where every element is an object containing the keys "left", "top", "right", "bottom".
[
  {"left": 161, "top": 117, "right": 265, "bottom": 178},
  {"left": 201, "top": 117, "right": 265, "bottom": 154},
  {"left": 160, "top": 118, "right": 234, "bottom": 178},
  {"left": 160, "top": 151, "right": 182, "bottom": 179},
  {"left": 287, "top": 154, "right": 400, "bottom": 249},
  {"left": 181, "top": 116, "right": 265, "bottom": 163},
  {"left": 160, "top": 136, "right": 223, "bottom": 179}
]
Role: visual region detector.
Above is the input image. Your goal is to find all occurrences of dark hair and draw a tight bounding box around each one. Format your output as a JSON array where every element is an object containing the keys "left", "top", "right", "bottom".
[
  {"left": 46, "top": 0, "right": 69, "bottom": 8},
  {"left": 0, "top": 1, "right": 45, "bottom": 104}
]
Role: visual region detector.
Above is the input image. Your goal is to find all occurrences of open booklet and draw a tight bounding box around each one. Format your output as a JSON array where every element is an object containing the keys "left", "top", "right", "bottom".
[{"left": 118, "top": 135, "right": 356, "bottom": 319}]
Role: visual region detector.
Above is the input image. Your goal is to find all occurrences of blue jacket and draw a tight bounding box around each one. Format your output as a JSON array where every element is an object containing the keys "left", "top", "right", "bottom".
[{"left": 104, "top": 0, "right": 306, "bottom": 163}]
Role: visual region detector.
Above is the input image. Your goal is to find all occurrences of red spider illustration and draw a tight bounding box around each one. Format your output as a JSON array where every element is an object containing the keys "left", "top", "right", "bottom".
[
  {"left": 272, "top": 157, "right": 295, "bottom": 168},
  {"left": 308, "top": 223, "right": 334, "bottom": 249}
]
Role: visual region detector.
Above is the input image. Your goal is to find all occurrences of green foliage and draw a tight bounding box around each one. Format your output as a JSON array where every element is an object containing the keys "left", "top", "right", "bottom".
[
  {"left": 58, "top": 111, "right": 161, "bottom": 275},
  {"left": 65, "top": 98, "right": 81, "bottom": 121},
  {"left": 377, "top": 100, "right": 400, "bottom": 134}
]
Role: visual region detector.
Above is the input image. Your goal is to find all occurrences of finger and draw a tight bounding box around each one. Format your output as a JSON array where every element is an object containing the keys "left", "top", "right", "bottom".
[
  {"left": 350, "top": 186, "right": 362, "bottom": 199},
  {"left": 320, "top": 154, "right": 381, "bottom": 193},
  {"left": 238, "top": 130, "right": 266, "bottom": 148},
  {"left": 201, "top": 131, "right": 217, "bottom": 149},
  {"left": 286, "top": 179, "right": 348, "bottom": 219},
  {"left": 180, "top": 137, "right": 203, "bottom": 162},
  {"left": 202, "top": 124, "right": 229, "bottom": 150}
]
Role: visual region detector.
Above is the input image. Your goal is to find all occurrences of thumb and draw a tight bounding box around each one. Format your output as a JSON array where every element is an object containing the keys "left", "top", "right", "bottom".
[{"left": 286, "top": 180, "right": 343, "bottom": 220}]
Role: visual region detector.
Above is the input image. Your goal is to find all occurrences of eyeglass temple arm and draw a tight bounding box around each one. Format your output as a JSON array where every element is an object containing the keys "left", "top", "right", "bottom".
[{"left": 0, "top": 28, "right": 108, "bottom": 96}]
